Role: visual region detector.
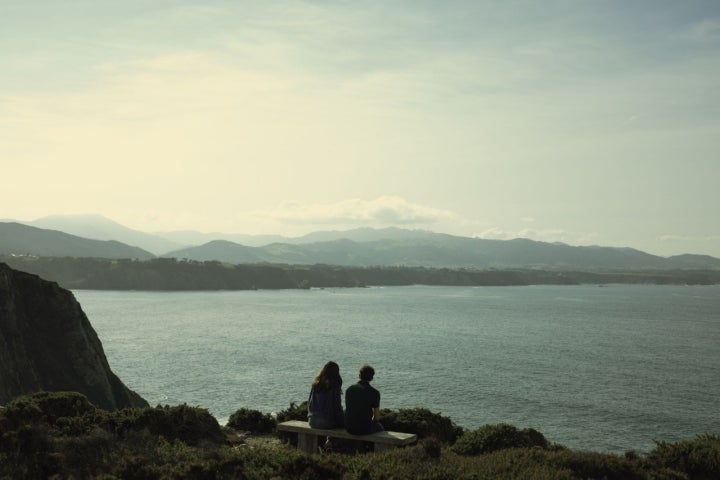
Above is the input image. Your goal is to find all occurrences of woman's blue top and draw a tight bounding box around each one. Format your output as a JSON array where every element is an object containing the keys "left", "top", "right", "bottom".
[{"left": 307, "top": 386, "right": 344, "bottom": 429}]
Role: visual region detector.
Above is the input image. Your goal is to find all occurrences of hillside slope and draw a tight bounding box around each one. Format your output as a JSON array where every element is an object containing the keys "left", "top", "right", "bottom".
[
  {"left": 27, "top": 214, "right": 183, "bottom": 255},
  {"left": 0, "top": 222, "right": 154, "bottom": 260},
  {"left": 163, "top": 234, "right": 720, "bottom": 270}
]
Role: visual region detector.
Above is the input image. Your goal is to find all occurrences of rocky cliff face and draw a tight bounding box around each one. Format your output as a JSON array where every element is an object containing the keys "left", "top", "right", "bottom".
[{"left": 0, "top": 263, "right": 147, "bottom": 409}]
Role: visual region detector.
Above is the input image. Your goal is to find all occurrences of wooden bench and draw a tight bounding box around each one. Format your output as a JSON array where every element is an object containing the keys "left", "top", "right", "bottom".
[{"left": 276, "top": 420, "right": 417, "bottom": 454}]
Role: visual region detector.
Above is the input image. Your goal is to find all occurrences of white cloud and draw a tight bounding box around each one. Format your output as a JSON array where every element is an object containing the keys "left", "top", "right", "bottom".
[
  {"left": 654, "top": 234, "right": 720, "bottom": 257},
  {"left": 476, "top": 226, "right": 599, "bottom": 245},
  {"left": 475, "top": 227, "right": 511, "bottom": 240},
  {"left": 257, "top": 196, "right": 459, "bottom": 227},
  {"left": 683, "top": 18, "right": 720, "bottom": 42},
  {"left": 658, "top": 234, "right": 720, "bottom": 242}
]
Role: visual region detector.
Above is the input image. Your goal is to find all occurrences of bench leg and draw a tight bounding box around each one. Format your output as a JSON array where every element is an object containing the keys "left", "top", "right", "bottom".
[{"left": 297, "top": 432, "right": 319, "bottom": 455}]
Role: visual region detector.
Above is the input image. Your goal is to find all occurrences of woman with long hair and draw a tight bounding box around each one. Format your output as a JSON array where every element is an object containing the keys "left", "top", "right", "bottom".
[{"left": 307, "top": 361, "right": 344, "bottom": 429}]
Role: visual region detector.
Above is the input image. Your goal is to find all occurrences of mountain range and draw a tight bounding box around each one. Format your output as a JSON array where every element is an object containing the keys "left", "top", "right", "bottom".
[
  {"left": 0, "top": 222, "right": 154, "bottom": 260},
  {"left": 2, "top": 215, "right": 719, "bottom": 270}
]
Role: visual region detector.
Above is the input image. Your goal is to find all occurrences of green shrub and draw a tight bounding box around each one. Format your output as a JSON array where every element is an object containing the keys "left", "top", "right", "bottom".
[
  {"left": 0, "top": 391, "right": 97, "bottom": 430},
  {"left": 52, "top": 428, "right": 115, "bottom": 478},
  {"left": 285, "top": 453, "right": 345, "bottom": 479},
  {"left": 110, "top": 404, "right": 225, "bottom": 446},
  {"left": 0, "top": 424, "right": 63, "bottom": 479},
  {"left": 649, "top": 433, "right": 720, "bottom": 479},
  {"left": 380, "top": 407, "right": 464, "bottom": 444},
  {"left": 227, "top": 407, "right": 275, "bottom": 433},
  {"left": 547, "top": 449, "right": 650, "bottom": 480},
  {"left": 276, "top": 401, "right": 308, "bottom": 423},
  {"left": 452, "top": 423, "right": 549, "bottom": 456},
  {"left": 421, "top": 437, "right": 443, "bottom": 458}
]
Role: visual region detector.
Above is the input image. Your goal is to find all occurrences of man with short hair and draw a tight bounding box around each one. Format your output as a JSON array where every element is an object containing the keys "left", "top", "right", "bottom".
[{"left": 344, "top": 364, "right": 384, "bottom": 435}]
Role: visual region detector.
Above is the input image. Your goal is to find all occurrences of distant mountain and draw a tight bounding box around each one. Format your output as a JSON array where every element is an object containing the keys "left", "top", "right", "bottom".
[
  {"left": 165, "top": 240, "right": 266, "bottom": 263},
  {"left": 290, "top": 227, "right": 437, "bottom": 244},
  {"left": 154, "top": 230, "right": 287, "bottom": 248},
  {"left": 663, "top": 254, "right": 720, "bottom": 269},
  {"left": 7, "top": 216, "right": 720, "bottom": 270},
  {"left": 0, "top": 222, "right": 154, "bottom": 260},
  {"left": 155, "top": 226, "right": 443, "bottom": 247},
  {"left": 27, "top": 214, "right": 183, "bottom": 255},
  {"left": 162, "top": 232, "right": 720, "bottom": 270}
]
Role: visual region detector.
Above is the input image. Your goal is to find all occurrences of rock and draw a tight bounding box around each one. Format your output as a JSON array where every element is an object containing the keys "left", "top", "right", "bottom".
[{"left": 0, "top": 263, "right": 147, "bottom": 409}]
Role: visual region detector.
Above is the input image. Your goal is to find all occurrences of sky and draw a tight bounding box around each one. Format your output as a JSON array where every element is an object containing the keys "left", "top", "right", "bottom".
[{"left": 2, "top": 0, "right": 719, "bottom": 257}]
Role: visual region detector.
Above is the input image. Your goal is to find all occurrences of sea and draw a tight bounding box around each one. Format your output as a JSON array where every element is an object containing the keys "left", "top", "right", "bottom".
[{"left": 73, "top": 284, "right": 720, "bottom": 454}]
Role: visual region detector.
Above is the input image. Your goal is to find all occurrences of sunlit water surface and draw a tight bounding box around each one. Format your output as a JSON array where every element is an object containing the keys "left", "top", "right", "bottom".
[{"left": 74, "top": 284, "right": 720, "bottom": 453}]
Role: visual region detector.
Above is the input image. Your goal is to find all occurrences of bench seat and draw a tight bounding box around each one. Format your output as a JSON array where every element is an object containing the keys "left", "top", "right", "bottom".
[{"left": 276, "top": 420, "right": 417, "bottom": 454}]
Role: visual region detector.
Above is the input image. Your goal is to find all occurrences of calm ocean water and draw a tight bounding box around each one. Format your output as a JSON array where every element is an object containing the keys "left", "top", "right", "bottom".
[{"left": 73, "top": 285, "right": 720, "bottom": 453}]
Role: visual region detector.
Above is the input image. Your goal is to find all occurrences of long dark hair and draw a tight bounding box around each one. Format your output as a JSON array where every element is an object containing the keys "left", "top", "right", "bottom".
[{"left": 312, "top": 361, "right": 342, "bottom": 392}]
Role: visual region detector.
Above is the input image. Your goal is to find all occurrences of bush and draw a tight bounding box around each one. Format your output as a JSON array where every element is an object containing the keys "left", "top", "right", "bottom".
[
  {"left": 452, "top": 423, "right": 549, "bottom": 456},
  {"left": 52, "top": 428, "right": 116, "bottom": 478},
  {"left": 110, "top": 404, "right": 225, "bottom": 446},
  {"left": 276, "top": 401, "right": 308, "bottom": 423},
  {"left": 649, "top": 433, "right": 720, "bottom": 479},
  {"left": 227, "top": 408, "right": 275, "bottom": 433},
  {"left": 380, "top": 407, "right": 464, "bottom": 444},
  {"left": 0, "top": 391, "right": 97, "bottom": 431},
  {"left": 0, "top": 424, "right": 61, "bottom": 478},
  {"left": 421, "top": 437, "right": 443, "bottom": 458},
  {"left": 547, "top": 449, "right": 650, "bottom": 480}
]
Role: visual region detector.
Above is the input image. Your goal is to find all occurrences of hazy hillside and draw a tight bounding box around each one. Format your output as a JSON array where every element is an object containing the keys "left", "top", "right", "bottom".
[
  {"left": 291, "top": 226, "right": 439, "bottom": 244},
  {"left": 0, "top": 222, "right": 154, "bottom": 260},
  {"left": 163, "top": 234, "right": 720, "bottom": 270},
  {"left": 164, "top": 240, "right": 266, "bottom": 263},
  {"left": 155, "top": 226, "right": 445, "bottom": 247},
  {"left": 158, "top": 225, "right": 720, "bottom": 270},
  {"left": 27, "top": 214, "right": 184, "bottom": 255},
  {"left": 6, "top": 216, "right": 719, "bottom": 270},
  {"left": 154, "top": 230, "right": 287, "bottom": 248}
]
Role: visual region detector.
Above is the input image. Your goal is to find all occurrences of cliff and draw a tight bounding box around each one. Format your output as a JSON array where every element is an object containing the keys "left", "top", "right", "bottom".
[{"left": 0, "top": 263, "right": 147, "bottom": 409}]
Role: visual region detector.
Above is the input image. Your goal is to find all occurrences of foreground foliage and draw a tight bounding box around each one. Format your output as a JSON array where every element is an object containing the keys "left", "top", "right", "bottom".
[
  {"left": 227, "top": 407, "right": 275, "bottom": 434},
  {"left": 452, "top": 423, "right": 550, "bottom": 455},
  {"left": 1, "top": 392, "right": 717, "bottom": 480},
  {"left": 380, "top": 407, "right": 464, "bottom": 444}
]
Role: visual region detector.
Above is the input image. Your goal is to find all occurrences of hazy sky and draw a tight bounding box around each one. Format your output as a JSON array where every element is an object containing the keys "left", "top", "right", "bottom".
[{"left": 2, "top": 1, "right": 719, "bottom": 257}]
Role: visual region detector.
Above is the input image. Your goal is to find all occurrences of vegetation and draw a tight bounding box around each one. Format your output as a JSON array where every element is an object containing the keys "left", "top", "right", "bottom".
[
  {"left": 380, "top": 407, "right": 464, "bottom": 444},
  {"left": 2, "top": 391, "right": 717, "bottom": 479},
  {"left": 4, "top": 255, "right": 720, "bottom": 291},
  {"left": 648, "top": 433, "right": 720, "bottom": 479},
  {"left": 227, "top": 408, "right": 275, "bottom": 434},
  {"left": 275, "top": 401, "right": 308, "bottom": 423},
  {"left": 451, "top": 423, "right": 549, "bottom": 455}
]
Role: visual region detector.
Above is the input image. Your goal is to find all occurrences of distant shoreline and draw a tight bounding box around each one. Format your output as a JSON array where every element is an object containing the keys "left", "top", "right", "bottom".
[{"left": 4, "top": 256, "right": 720, "bottom": 291}]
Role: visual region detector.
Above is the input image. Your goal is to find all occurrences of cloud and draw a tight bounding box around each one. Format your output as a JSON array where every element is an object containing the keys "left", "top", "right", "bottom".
[
  {"left": 655, "top": 234, "right": 720, "bottom": 258},
  {"left": 477, "top": 226, "right": 599, "bottom": 245},
  {"left": 659, "top": 234, "right": 720, "bottom": 242},
  {"left": 684, "top": 18, "right": 720, "bottom": 42},
  {"left": 476, "top": 227, "right": 512, "bottom": 240},
  {"left": 258, "top": 196, "right": 459, "bottom": 227}
]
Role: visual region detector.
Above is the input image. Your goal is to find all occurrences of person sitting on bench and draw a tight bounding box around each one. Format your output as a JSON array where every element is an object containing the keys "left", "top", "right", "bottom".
[
  {"left": 307, "top": 361, "right": 345, "bottom": 429},
  {"left": 345, "top": 364, "right": 384, "bottom": 435}
]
